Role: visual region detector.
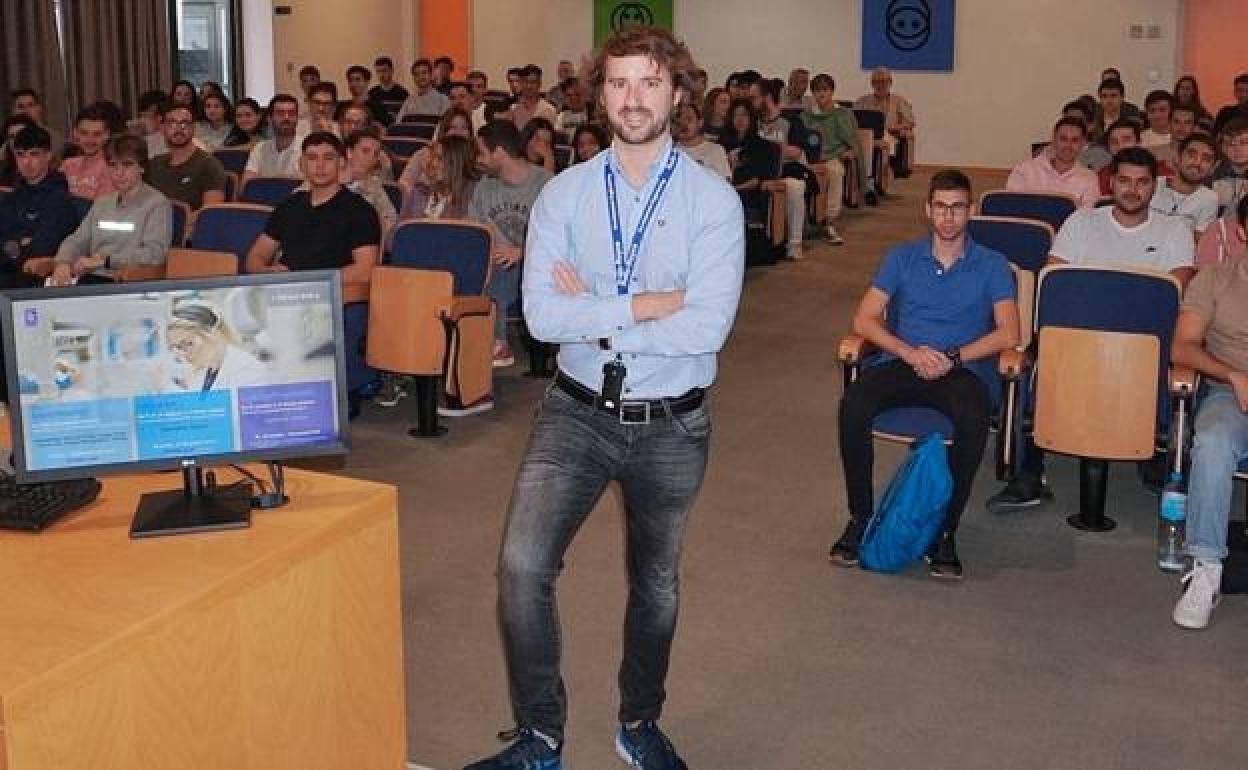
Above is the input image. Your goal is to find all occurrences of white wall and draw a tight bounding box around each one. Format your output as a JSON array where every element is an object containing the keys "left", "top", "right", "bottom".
[
  {"left": 241, "top": 0, "right": 276, "bottom": 103},
  {"left": 471, "top": 0, "right": 1181, "bottom": 168}
]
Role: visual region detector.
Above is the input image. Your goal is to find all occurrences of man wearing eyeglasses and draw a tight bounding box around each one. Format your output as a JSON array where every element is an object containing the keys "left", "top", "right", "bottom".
[
  {"left": 831, "top": 170, "right": 1020, "bottom": 579},
  {"left": 145, "top": 104, "right": 227, "bottom": 210}
]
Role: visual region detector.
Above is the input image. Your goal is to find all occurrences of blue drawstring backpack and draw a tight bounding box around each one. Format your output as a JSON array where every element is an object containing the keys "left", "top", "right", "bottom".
[{"left": 860, "top": 433, "right": 953, "bottom": 573}]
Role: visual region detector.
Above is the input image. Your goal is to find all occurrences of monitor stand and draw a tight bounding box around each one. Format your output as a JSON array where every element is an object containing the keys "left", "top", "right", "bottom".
[{"left": 130, "top": 461, "right": 253, "bottom": 538}]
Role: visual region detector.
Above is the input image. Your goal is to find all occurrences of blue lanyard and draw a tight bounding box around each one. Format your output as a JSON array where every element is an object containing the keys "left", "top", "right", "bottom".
[{"left": 604, "top": 148, "right": 680, "bottom": 296}]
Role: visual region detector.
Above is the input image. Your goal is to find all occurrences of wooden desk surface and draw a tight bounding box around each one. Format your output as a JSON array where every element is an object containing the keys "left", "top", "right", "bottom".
[{"left": 0, "top": 469, "right": 397, "bottom": 719}]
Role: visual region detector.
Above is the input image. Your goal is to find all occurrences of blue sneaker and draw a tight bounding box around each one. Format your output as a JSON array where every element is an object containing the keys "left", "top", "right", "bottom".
[
  {"left": 463, "top": 727, "right": 562, "bottom": 770},
  {"left": 615, "top": 722, "right": 688, "bottom": 769}
]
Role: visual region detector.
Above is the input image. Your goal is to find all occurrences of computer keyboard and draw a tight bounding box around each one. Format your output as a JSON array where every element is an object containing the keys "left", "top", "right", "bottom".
[{"left": 0, "top": 472, "right": 102, "bottom": 531}]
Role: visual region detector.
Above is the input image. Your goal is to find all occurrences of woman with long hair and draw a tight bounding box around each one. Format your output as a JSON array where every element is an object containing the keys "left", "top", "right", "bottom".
[
  {"left": 718, "top": 99, "right": 776, "bottom": 217},
  {"left": 703, "top": 87, "right": 731, "bottom": 140},
  {"left": 170, "top": 80, "right": 201, "bottom": 119},
  {"left": 522, "top": 117, "right": 557, "bottom": 174},
  {"left": 195, "top": 92, "right": 235, "bottom": 151},
  {"left": 1174, "top": 75, "right": 1213, "bottom": 128},
  {"left": 224, "top": 98, "right": 268, "bottom": 147},
  {"left": 571, "top": 123, "right": 608, "bottom": 164},
  {"left": 400, "top": 133, "right": 480, "bottom": 220}
]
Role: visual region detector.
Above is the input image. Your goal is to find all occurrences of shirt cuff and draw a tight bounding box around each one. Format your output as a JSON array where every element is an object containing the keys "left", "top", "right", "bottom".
[{"left": 604, "top": 294, "right": 637, "bottom": 339}]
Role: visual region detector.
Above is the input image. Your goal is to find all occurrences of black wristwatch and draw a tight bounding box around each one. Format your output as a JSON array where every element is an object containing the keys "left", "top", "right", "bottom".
[{"left": 944, "top": 347, "right": 962, "bottom": 367}]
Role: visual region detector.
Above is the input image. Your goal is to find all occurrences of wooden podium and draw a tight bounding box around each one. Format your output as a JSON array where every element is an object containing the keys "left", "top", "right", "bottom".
[{"left": 0, "top": 469, "right": 406, "bottom": 770}]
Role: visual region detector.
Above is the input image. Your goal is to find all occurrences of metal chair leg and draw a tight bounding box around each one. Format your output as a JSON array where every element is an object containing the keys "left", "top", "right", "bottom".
[
  {"left": 408, "top": 375, "right": 447, "bottom": 438},
  {"left": 1068, "top": 458, "right": 1116, "bottom": 531}
]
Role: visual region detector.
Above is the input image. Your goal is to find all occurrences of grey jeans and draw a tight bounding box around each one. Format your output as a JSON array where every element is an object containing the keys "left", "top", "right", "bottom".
[{"left": 497, "top": 384, "right": 711, "bottom": 741}]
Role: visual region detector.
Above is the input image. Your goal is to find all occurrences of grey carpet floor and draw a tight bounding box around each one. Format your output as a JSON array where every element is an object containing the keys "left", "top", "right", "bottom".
[{"left": 333, "top": 169, "right": 1248, "bottom": 770}]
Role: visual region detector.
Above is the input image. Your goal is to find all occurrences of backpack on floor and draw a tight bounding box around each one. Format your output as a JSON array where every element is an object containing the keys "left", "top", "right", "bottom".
[{"left": 860, "top": 433, "right": 953, "bottom": 573}]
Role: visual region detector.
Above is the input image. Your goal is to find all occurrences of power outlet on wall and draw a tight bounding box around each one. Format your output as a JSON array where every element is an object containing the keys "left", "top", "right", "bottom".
[
  {"left": 1145, "top": 24, "right": 1162, "bottom": 40},
  {"left": 1129, "top": 24, "right": 1144, "bottom": 39}
]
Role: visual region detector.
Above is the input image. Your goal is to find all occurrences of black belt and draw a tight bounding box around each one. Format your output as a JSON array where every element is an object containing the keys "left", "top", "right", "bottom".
[{"left": 554, "top": 371, "right": 704, "bottom": 424}]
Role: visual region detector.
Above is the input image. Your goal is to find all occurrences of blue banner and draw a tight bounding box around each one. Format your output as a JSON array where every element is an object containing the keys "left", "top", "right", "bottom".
[{"left": 862, "top": 0, "right": 956, "bottom": 72}]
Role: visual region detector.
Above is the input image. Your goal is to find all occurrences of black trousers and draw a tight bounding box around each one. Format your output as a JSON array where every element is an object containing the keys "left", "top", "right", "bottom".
[{"left": 839, "top": 359, "right": 992, "bottom": 534}]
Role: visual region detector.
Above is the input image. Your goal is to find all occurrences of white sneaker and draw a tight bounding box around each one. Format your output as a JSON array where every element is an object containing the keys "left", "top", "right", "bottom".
[
  {"left": 437, "top": 396, "right": 495, "bottom": 417},
  {"left": 824, "top": 225, "right": 844, "bottom": 245},
  {"left": 1173, "top": 559, "right": 1222, "bottom": 630},
  {"left": 787, "top": 244, "right": 804, "bottom": 260}
]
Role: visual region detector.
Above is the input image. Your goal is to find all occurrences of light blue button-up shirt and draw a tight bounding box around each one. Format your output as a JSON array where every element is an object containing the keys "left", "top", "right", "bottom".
[{"left": 522, "top": 139, "right": 745, "bottom": 399}]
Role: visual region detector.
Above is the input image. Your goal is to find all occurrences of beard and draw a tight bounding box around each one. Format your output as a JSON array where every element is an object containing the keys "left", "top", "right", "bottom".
[
  {"left": 607, "top": 106, "right": 671, "bottom": 145},
  {"left": 1114, "top": 195, "right": 1148, "bottom": 216}
]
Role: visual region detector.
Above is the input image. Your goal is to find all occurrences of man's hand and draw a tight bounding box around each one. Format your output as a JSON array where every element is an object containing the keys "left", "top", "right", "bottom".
[
  {"left": 631, "top": 291, "right": 685, "bottom": 322},
  {"left": 73, "top": 255, "right": 105, "bottom": 275},
  {"left": 49, "top": 263, "right": 74, "bottom": 287},
  {"left": 552, "top": 261, "right": 588, "bottom": 295},
  {"left": 1229, "top": 370, "right": 1248, "bottom": 412},
  {"left": 493, "top": 245, "right": 523, "bottom": 268},
  {"left": 903, "top": 345, "right": 952, "bottom": 380}
]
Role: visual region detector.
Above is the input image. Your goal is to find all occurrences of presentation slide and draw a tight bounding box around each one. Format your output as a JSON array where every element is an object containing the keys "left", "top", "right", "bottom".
[{"left": 10, "top": 281, "right": 342, "bottom": 472}]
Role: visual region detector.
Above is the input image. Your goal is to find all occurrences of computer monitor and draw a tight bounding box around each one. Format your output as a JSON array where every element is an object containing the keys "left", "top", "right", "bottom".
[{"left": 0, "top": 271, "right": 350, "bottom": 536}]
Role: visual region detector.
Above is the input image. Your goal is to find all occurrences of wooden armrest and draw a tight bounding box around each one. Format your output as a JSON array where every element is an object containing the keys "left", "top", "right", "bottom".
[
  {"left": 838, "top": 334, "right": 875, "bottom": 363},
  {"left": 446, "top": 295, "right": 492, "bottom": 320},
  {"left": 23, "top": 257, "right": 56, "bottom": 278},
  {"left": 114, "top": 265, "right": 165, "bottom": 282},
  {"left": 342, "top": 281, "right": 370, "bottom": 304},
  {"left": 1170, "top": 365, "right": 1197, "bottom": 397},
  {"left": 999, "top": 348, "right": 1026, "bottom": 379},
  {"left": 760, "top": 179, "right": 787, "bottom": 193}
]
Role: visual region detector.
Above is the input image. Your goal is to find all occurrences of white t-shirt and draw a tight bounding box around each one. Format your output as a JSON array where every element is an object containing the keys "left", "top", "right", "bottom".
[
  {"left": 1141, "top": 128, "right": 1171, "bottom": 148},
  {"left": 244, "top": 135, "right": 306, "bottom": 178},
  {"left": 1150, "top": 178, "right": 1219, "bottom": 234},
  {"left": 1051, "top": 206, "right": 1194, "bottom": 273},
  {"left": 680, "top": 141, "right": 732, "bottom": 180}
]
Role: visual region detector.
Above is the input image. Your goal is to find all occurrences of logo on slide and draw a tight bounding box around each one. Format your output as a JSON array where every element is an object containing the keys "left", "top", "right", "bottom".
[
  {"left": 885, "top": 0, "right": 932, "bottom": 52},
  {"left": 611, "top": 2, "right": 654, "bottom": 30},
  {"left": 23, "top": 308, "right": 38, "bottom": 327}
]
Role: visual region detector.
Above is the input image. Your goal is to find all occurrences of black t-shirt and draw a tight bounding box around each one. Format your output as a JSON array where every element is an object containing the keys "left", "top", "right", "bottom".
[
  {"left": 369, "top": 83, "right": 410, "bottom": 103},
  {"left": 265, "top": 187, "right": 380, "bottom": 271}
]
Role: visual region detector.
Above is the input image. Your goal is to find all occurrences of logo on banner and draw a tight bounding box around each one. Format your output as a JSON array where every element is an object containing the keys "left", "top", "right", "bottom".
[
  {"left": 611, "top": 2, "right": 654, "bottom": 30},
  {"left": 862, "top": 0, "right": 955, "bottom": 72},
  {"left": 886, "top": 0, "right": 932, "bottom": 51}
]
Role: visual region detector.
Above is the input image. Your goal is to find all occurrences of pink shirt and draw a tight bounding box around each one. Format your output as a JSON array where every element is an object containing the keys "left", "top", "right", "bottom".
[
  {"left": 1195, "top": 216, "right": 1247, "bottom": 267},
  {"left": 1005, "top": 149, "right": 1101, "bottom": 208},
  {"left": 59, "top": 154, "right": 115, "bottom": 200}
]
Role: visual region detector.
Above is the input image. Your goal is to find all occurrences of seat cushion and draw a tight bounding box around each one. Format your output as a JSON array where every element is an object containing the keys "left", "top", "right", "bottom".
[{"left": 872, "top": 407, "right": 953, "bottom": 442}]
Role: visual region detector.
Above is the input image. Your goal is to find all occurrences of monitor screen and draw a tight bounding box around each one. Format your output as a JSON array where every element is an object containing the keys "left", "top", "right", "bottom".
[{"left": 1, "top": 271, "right": 349, "bottom": 483}]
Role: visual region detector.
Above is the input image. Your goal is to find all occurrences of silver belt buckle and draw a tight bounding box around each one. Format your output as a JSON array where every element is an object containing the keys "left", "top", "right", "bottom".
[{"left": 618, "top": 400, "right": 651, "bottom": 425}]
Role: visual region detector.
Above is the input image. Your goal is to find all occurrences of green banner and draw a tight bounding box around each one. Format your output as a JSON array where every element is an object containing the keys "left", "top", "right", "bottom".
[{"left": 593, "top": 0, "right": 674, "bottom": 47}]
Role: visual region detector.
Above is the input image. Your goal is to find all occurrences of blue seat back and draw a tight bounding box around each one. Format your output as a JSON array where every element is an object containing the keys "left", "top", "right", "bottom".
[
  {"left": 967, "top": 217, "right": 1053, "bottom": 273},
  {"left": 170, "top": 202, "right": 188, "bottom": 246},
  {"left": 980, "top": 191, "right": 1076, "bottom": 232},
  {"left": 188, "top": 204, "right": 272, "bottom": 267},
  {"left": 388, "top": 220, "right": 491, "bottom": 295},
  {"left": 387, "top": 123, "right": 435, "bottom": 140},
  {"left": 239, "top": 177, "right": 299, "bottom": 206},
  {"left": 213, "top": 148, "right": 249, "bottom": 174},
  {"left": 1035, "top": 266, "right": 1180, "bottom": 425},
  {"left": 383, "top": 138, "right": 426, "bottom": 159}
]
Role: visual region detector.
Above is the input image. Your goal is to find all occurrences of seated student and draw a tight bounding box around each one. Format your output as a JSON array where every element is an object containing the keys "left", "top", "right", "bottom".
[
  {"left": 1, "top": 114, "right": 35, "bottom": 187},
  {"left": 802, "top": 74, "right": 865, "bottom": 245},
  {"left": 1090, "top": 78, "right": 1142, "bottom": 145},
  {"left": 399, "top": 133, "right": 479, "bottom": 220},
  {"left": 1173, "top": 75, "right": 1213, "bottom": 129},
  {"left": 1006, "top": 116, "right": 1101, "bottom": 208},
  {"left": 1212, "top": 118, "right": 1248, "bottom": 215},
  {"left": 343, "top": 64, "right": 391, "bottom": 127},
  {"left": 242, "top": 94, "right": 305, "bottom": 186},
  {"left": 505, "top": 66, "right": 524, "bottom": 100},
  {"left": 468, "top": 120, "right": 551, "bottom": 369},
  {"left": 702, "top": 87, "right": 731, "bottom": 140},
  {"left": 398, "top": 107, "right": 474, "bottom": 201},
  {"left": 1062, "top": 99, "right": 1094, "bottom": 129},
  {"left": 298, "top": 82, "right": 341, "bottom": 137},
  {"left": 195, "top": 93, "right": 235, "bottom": 151},
  {"left": 1212, "top": 73, "right": 1248, "bottom": 136},
  {"left": 0, "top": 125, "right": 78, "bottom": 286},
  {"left": 553, "top": 78, "right": 589, "bottom": 134},
  {"left": 1141, "top": 90, "right": 1173, "bottom": 149},
  {"left": 570, "top": 122, "right": 608, "bottom": 165},
  {"left": 673, "top": 101, "right": 730, "bottom": 180},
  {"left": 132, "top": 89, "right": 169, "bottom": 155},
  {"left": 396, "top": 59, "right": 450, "bottom": 121},
  {"left": 753, "top": 77, "right": 812, "bottom": 259},
  {"left": 369, "top": 56, "right": 410, "bottom": 105},
  {"left": 782, "top": 68, "right": 814, "bottom": 111},
  {"left": 1096, "top": 119, "right": 1147, "bottom": 195},
  {"left": 689, "top": 66, "right": 709, "bottom": 107},
  {"left": 832, "top": 170, "right": 1019, "bottom": 579},
  {"left": 1153, "top": 103, "right": 1199, "bottom": 168},
  {"left": 1152, "top": 133, "right": 1219, "bottom": 237},
  {"left": 719, "top": 99, "right": 776, "bottom": 231},
  {"left": 522, "top": 117, "right": 557, "bottom": 175},
  {"left": 342, "top": 128, "right": 397, "bottom": 242},
  {"left": 50, "top": 135, "right": 171, "bottom": 286},
  {"left": 544, "top": 59, "right": 576, "bottom": 109},
  {"left": 224, "top": 98, "right": 268, "bottom": 147},
  {"left": 1196, "top": 195, "right": 1248, "bottom": 268},
  {"left": 60, "top": 104, "right": 116, "bottom": 200},
  {"left": 11, "top": 88, "right": 65, "bottom": 159},
  {"left": 296, "top": 65, "right": 321, "bottom": 118},
  {"left": 467, "top": 70, "right": 491, "bottom": 129},
  {"left": 991, "top": 147, "right": 1195, "bottom": 509},
  {"left": 245, "top": 131, "right": 380, "bottom": 416},
  {"left": 170, "top": 80, "right": 200, "bottom": 115},
  {"left": 146, "top": 104, "right": 227, "bottom": 210},
  {"left": 1169, "top": 242, "right": 1248, "bottom": 629},
  {"left": 510, "top": 65, "right": 558, "bottom": 130},
  {"left": 854, "top": 66, "right": 917, "bottom": 174},
  {"left": 432, "top": 56, "right": 454, "bottom": 96}
]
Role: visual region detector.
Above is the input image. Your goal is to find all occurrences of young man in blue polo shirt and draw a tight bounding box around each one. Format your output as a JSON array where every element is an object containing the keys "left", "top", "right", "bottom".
[{"left": 831, "top": 170, "right": 1020, "bottom": 578}]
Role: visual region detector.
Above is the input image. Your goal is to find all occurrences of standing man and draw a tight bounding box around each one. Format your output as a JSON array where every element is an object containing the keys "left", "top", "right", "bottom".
[
  {"left": 464, "top": 25, "right": 743, "bottom": 770},
  {"left": 831, "top": 170, "right": 1019, "bottom": 578}
]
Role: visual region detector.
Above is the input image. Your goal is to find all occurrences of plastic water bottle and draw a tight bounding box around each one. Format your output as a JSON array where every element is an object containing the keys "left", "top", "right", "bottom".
[{"left": 1157, "top": 471, "right": 1187, "bottom": 573}]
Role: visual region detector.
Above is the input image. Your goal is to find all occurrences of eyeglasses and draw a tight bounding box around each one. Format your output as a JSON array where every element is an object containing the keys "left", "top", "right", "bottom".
[
  {"left": 930, "top": 202, "right": 970, "bottom": 217},
  {"left": 163, "top": 120, "right": 194, "bottom": 128},
  {"left": 1228, "top": 138, "right": 1248, "bottom": 149}
]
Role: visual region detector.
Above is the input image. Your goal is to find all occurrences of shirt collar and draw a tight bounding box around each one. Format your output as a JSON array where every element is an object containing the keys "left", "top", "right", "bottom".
[
  {"left": 606, "top": 136, "right": 676, "bottom": 190},
  {"left": 923, "top": 235, "right": 977, "bottom": 270}
]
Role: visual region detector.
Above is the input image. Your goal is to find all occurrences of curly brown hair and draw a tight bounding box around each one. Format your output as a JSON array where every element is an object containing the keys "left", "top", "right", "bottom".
[{"left": 585, "top": 25, "right": 698, "bottom": 105}]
